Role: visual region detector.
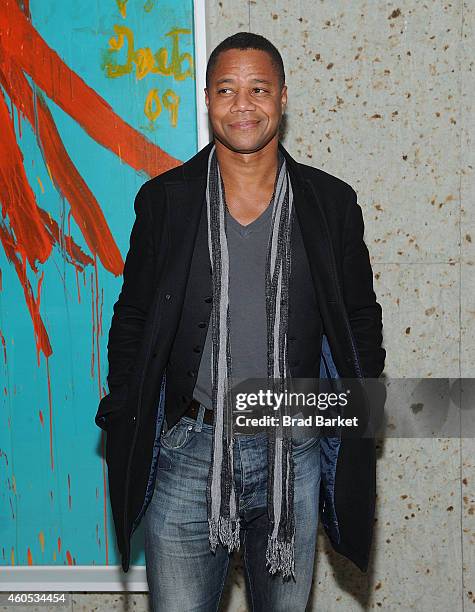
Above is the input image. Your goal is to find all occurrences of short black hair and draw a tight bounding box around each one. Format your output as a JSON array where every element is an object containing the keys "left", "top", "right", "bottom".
[{"left": 206, "top": 32, "right": 285, "bottom": 90}]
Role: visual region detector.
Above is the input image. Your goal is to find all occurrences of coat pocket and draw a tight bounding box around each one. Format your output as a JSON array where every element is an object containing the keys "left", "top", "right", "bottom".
[{"left": 95, "top": 384, "right": 129, "bottom": 430}]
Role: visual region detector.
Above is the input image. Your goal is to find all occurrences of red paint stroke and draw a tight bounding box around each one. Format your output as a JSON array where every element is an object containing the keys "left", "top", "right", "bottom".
[
  {"left": 0, "top": 223, "right": 52, "bottom": 361},
  {"left": 0, "top": 85, "right": 53, "bottom": 271},
  {"left": 68, "top": 210, "right": 83, "bottom": 305},
  {"left": 38, "top": 208, "right": 94, "bottom": 273},
  {"left": 27, "top": 547, "right": 32, "bottom": 565},
  {"left": 45, "top": 356, "right": 53, "bottom": 470},
  {"left": 66, "top": 550, "right": 73, "bottom": 565},
  {"left": 0, "top": 329, "right": 6, "bottom": 363},
  {"left": 99, "top": 287, "right": 104, "bottom": 336},
  {"left": 38, "top": 409, "right": 44, "bottom": 427},
  {"left": 38, "top": 531, "right": 45, "bottom": 554},
  {"left": 0, "top": 0, "right": 182, "bottom": 177},
  {"left": 67, "top": 473, "right": 72, "bottom": 510},
  {"left": 75, "top": 268, "right": 81, "bottom": 304},
  {"left": 57, "top": 537, "right": 61, "bottom": 553}
]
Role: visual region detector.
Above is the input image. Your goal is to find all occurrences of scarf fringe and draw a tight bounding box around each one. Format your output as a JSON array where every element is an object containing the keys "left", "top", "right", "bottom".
[
  {"left": 208, "top": 516, "right": 241, "bottom": 553},
  {"left": 265, "top": 533, "right": 296, "bottom": 581}
]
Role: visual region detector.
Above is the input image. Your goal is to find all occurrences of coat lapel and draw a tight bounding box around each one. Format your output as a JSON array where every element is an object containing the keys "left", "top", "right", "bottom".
[{"left": 278, "top": 143, "right": 339, "bottom": 305}]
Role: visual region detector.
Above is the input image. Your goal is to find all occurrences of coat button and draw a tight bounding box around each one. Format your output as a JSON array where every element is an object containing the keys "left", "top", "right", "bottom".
[
  {"left": 198, "top": 322, "right": 206, "bottom": 328},
  {"left": 193, "top": 345, "right": 201, "bottom": 353},
  {"left": 165, "top": 294, "right": 171, "bottom": 300},
  {"left": 132, "top": 415, "right": 136, "bottom": 422},
  {"left": 187, "top": 370, "right": 196, "bottom": 377},
  {"left": 204, "top": 296, "right": 212, "bottom": 303}
]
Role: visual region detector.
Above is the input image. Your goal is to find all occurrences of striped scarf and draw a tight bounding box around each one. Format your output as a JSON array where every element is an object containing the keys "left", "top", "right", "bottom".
[{"left": 205, "top": 143, "right": 296, "bottom": 580}]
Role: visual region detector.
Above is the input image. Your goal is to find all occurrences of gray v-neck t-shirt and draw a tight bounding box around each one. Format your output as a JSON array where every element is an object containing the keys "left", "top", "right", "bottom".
[{"left": 193, "top": 202, "right": 274, "bottom": 410}]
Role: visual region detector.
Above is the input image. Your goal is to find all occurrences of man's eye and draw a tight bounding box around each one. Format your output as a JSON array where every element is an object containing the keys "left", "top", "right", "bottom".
[
  {"left": 218, "top": 88, "right": 232, "bottom": 94},
  {"left": 254, "top": 88, "right": 267, "bottom": 93}
]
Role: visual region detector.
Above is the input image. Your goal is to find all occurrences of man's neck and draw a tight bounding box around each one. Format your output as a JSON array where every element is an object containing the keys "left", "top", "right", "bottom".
[{"left": 213, "top": 137, "right": 279, "bottom": 195}]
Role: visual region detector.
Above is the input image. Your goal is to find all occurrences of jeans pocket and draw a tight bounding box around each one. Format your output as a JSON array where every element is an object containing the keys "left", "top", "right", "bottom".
[
  {"left": 160, "top": 420, "right": 193, "bottom": 451},
  {"left": 291, "top": 434, "right": 320, "bottom": 454}
]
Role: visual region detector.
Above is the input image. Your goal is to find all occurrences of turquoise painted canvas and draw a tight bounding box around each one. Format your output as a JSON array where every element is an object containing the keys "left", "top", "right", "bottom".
[{"left": 0, "top": 0, "right": 199, "bottom": 567}]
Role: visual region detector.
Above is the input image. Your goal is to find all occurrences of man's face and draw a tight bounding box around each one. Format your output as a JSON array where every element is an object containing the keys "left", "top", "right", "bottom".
[{"left": 205, "top": 48, "right": 287, "bottom": 154}]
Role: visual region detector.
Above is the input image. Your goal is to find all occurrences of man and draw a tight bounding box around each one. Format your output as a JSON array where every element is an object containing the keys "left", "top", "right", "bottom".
[{"left": 95, "top": 32, "right": 385, "bottom": 612}]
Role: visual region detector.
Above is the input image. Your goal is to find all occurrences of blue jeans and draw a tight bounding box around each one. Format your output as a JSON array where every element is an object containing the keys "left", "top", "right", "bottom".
[{"left": 144, "top": 405, "right": 322, "bottom": 612}]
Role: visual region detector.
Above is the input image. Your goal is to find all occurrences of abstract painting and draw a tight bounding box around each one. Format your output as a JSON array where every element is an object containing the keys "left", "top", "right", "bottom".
[{"left": 0, "top": 0, "right": 201, "bottom": 569}]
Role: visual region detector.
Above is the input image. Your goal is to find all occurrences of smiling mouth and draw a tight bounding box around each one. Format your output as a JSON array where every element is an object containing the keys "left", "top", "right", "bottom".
[{"left": 229, "top": 120, "right": 260, "bottom": 129}]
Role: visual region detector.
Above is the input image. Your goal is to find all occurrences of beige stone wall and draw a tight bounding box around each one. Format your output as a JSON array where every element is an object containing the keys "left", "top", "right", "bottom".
[
  {"left": 13, "top": 2, "right": 470, "bottom": 611},
  {"left": 204, "top": 2, "right": 474, "bottom": 611}
]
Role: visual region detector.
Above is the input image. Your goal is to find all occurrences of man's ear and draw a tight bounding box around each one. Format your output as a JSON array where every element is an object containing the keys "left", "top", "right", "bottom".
[{"left": 281, "top": 83, "right": 288, "bottom": 107}]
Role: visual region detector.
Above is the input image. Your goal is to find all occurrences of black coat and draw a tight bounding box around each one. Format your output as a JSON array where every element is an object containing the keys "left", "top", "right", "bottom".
[{"left": 95, "top": 140, "right": 386, "bottom": 573}]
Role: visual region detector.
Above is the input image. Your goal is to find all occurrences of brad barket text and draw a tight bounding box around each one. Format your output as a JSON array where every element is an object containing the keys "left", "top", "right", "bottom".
[{"left": 234, "top": 414, "right": 359, "bottom": 428}]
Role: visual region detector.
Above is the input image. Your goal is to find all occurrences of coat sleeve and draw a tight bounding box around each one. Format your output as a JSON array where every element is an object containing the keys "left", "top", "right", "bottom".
[
  {"left": 95, "top": 181, "right": 158, "bottom": 430},
  {"left": 341, "top": 189, "right": 386, "bottom": 379}
]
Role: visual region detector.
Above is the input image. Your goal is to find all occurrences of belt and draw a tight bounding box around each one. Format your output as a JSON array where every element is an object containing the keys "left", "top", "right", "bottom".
[
  {"left": 183, "top": 399, "right": 262, "bottom": 436},
  {"left": 183, "top": 398, "right": 214, "bottom": 425}
]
